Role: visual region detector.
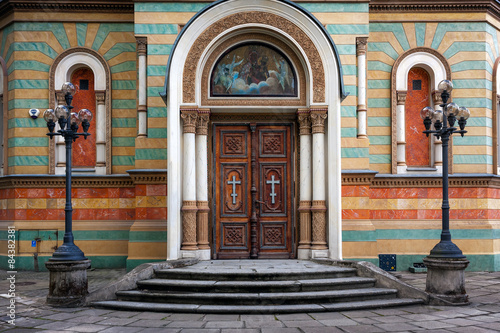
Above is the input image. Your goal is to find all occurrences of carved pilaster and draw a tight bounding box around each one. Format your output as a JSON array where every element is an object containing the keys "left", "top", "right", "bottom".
[
  {"left": 196, "top": 109, "right": 210, "bottom": 136},
  {"left": 181, "top": 200, "right": 198, "bottom": 250},
  {"left": 356, "top": 37, "right": 368, "bottom": 56},
  {"left": 397, "top": 91, "right": 407, "bottom": 105},
  {"left": 310, "top": 108, "right": 328, "bottom": 134},
  {"left": 311, "top": 200, "right": 327, "bottom": 250},
  {"left": 181, "top": 109, "right": 198, "bottom": 134},
  {"left": 298, "top": 200, "right": 312, "bottom": 249},
  {"left": 196, "top": 200, "right": 210, "bottom": 250},
  {"left": 136, "top": 37, "right": 147, "bottom": 56},
  {"left": 297, "top": 109, "right": 311, "bottom": 136}
]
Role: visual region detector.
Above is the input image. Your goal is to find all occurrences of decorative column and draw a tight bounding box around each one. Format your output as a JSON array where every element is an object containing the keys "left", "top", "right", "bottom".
[
  {"left": 137, "top": 37, "right": 147, "bottom": 137},
  {"left": 310, "top": 108, "right": 328, "bottom": 253},
  {"left": 432, "top": 91, "right": 443, "bottom": 168},
  {"left": 356, "top": 37, "right": 368, "bottom": 139},
  {"left": 196, "top": 109, "right": 210, "bottom": 259},
  {"left": 297, "top": 109, "right": 312, "bottom": 259},
  {"left": 396, "top": 91, "right": 407, "bottom": 169},
  {"left": 95, "top": 91, "right": 106, "bottom": 169},
  {"left": 55, "top": 91, "right": 66, "bottom": 168},
  {"left": 180, "top": 109, "right": 198, "bottom": 251}
]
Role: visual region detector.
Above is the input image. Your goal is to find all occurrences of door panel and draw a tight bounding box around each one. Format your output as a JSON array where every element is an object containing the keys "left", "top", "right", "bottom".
[{"left": 214, "top": 123, "right": 293, "bottom": 259}]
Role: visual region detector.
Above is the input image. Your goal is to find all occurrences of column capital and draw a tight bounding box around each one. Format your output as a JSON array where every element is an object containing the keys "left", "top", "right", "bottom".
[
  {"left": 196, "top": 109, "right": 211, "bottom": 136},
  {"left": 310, "top": 108, "right": 328, "bottom": 134},
  {"left": 397, "top": 90, "right": 407, "bottom": 105},
  {"left": 136, "top": 37, "right": 147, "bottom": 56},
  {"left": 55, "top": 91, "right": 66, "bottom": 105},
  {"left": 95, "top": 90, "right": 106, "bottom": 105},
  {"left": 432, "top": 90, "right": 443, "bottom": 106},
  {"left": 297, "top": 108, "right": 311, "bottom": 136},
  {"left": 181, "top": 108, "right": 198, "bottom": 134},
  {"left": 356, "top": 37, "right": 368, "bottom": 56}
]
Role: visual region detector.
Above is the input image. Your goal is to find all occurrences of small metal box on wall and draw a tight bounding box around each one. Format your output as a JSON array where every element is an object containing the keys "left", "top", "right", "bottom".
[{"left": 379, "top": 254, "right": 396, "bottom": 271}]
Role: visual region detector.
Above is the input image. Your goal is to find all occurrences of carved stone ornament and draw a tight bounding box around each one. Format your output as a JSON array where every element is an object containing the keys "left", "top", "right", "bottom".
[
  {"left": 432, "top": 91, "right": 443, "bottom": 106},
  {"left": 95, "top": 91, "right": 106, "bottom": 105},
  {"left": 396, "top": 91, "right": 407, "bottom": 105},
  {"left": 297, "top": 109, "right": 311, "bottom": 136},
  {"left": 181, "top": 109, "right": 198, "bottom": 134},
  {"left": 196, "top": 109, "right": 211, "bottom": 136},
  {"left": 310, "top": 109, "right": 328, "bottom": 134},
  {"left": 311, "top": 200, "right": 327, "bottom": 250},
  {"left": 356, "top": 37, "right": 368, "bottom": 56},
  {"left": 136, "top": 37, "right": 147, "bottom": 56},
  {"left": 181, "top": 200, "right": 198, "bottom": 251}
]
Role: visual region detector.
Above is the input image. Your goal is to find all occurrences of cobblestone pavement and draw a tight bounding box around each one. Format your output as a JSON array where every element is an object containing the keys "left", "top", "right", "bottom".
[{"left": 0, "top": 266, "right": 499, "bottom": 332}]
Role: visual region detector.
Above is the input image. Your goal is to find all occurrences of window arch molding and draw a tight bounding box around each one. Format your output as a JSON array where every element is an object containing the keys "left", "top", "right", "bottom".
[
  {"left": 391, "top": 47, "right": 452, "bottom": 174},
  {"left": 0, "top": 56, "right": 6, "bottom": 176},
  {"left": 493, "top": 57, "right": 500, "bottom": 175},
  {"left": 49, "top": 47, "right": 111, "bottom": 175}
]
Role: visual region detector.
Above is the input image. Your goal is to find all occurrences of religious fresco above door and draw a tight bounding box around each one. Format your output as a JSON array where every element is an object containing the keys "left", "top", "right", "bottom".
[{"left": 210, "top": 43, "right": 297, "bottom": 97}]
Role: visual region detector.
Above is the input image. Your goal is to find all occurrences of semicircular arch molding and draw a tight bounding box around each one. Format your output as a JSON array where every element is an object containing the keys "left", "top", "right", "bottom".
[{"left": 493, "top": 57, "right": 500, "bottom": 175}]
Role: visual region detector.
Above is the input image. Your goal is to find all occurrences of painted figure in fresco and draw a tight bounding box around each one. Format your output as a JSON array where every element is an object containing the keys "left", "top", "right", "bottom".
[{"left": 213, "top": 55, "right": 244, "bottom": 92}]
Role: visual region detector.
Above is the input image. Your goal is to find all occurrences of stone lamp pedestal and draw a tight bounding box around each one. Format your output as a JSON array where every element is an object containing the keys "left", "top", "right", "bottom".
[
  {"left": 45, "top": 260, "right": 91, "bottom": 307},
  {"left": 423, "top": 257, "right": 469, "bottom": 305}
]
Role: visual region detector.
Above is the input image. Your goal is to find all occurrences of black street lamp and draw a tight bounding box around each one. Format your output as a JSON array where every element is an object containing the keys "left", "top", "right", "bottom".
[{"left": 43, "top": 82, "right": 93, "bottom": 261}]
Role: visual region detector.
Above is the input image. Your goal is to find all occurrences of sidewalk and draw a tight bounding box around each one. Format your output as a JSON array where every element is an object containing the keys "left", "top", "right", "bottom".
[{"left": 0, "top": 267, "right": 499, "bottom": 332}]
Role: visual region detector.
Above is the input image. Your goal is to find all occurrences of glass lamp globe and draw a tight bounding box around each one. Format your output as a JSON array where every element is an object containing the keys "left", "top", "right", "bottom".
[
  {"left": 43, "top": 109, "right": 56, "bottom": 122},
  {"left": 61, "top": 82, "right": 76, "bottom": 96},
  {"left": 54, "top": 105, "right": 70, "bottom": 119},
  {"left": 457, "top": 106, "right": 470, "bottom": 120},
  {"left": 438, "top": 80, "right": 453, "bottom": 93},
  {"left": 433, "top": 109, "right": 444, "bottom": 123},
  {"left": 78, "top": 109, "right": 93, "bottom": 122},
  {"left": 446, "top": 102, "right": 460, "bottom": 117},
  {"left": 70, "top": 112, "right": 80, "bottom": 125},
  {"left": 420, "top": 106, "right": 435, "bottom": 120}
]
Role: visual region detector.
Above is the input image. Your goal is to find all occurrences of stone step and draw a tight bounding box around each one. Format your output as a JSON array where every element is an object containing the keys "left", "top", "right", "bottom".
[
  {"left": 93, "top": 298, "right": 424, "bottom": 314},
  {"left": 154, "top": 266, "right": 357, "bottom": 281},
  {"left": 116, "top": 287, "right": 398, "bottom": 305},
  {"left": 137, "top": 277, "right": 377, "bottom": 293}
]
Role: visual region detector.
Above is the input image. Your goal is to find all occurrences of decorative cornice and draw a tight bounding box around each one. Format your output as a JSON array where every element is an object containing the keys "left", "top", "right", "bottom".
[
  {"left": 127, "top": 169, "right": 167, "bottom": 185},
  {"left": 371, "top": 175, "right": 500, "bottom": 188},
  {"left": 0, "top": 176, "right": 133, "bottom": 188},
  {"left": 0, "top": 1, "right": 133, "bottom": 14},
  {"left": 342, "top": 172, "right": 377, "bottom": 186}
]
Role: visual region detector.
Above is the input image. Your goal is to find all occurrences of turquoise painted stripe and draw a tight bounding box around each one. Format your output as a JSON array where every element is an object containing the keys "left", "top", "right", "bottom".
[
  {"left": 91, "top": 23, "right": 134, "bottom": 51},
  {"left": 134, "top": 2, "right": 210, "bottom": 12},
  {"left": 112, "top": 156, "right": 135, "bottom": 166},
  {"left": 8, "top": 79, "right": 48, "bottom": 90},
  {"left": 148, "top": 65, "right": 167, "bottom": 76},
  {"left": 8, "top": 117, "right": 48, "bottom": 128},
  {"left": 14, "top": 22, "right": 70, "bottom": 50},
  {"left": 370, "top": 23, "right": 410, "bottom": 51},
  {"left": 344, "top": 85, "right": 357, "bottom": 97},
  {"left": 367, "top": 80, "right": 390, "bottom": 89},
  {"left": 370, "top": 154, "right": 391, "bottom": 164},
  {"left": 368, "top": 98, "right": 390, "bottom": 108},
  {"left": 136, "top": 149, "right": 167, "bottom": 160},
  {"left": 342, "top": 231, "right": 376, "bottom": 242},
  {"left": 129, "top": 231, "right": 167, "bottom": 242},
  {"left": 104, "top": 43, "right": 136, "bottom": 61},
  {"left": 443, "top": 42, "right": 495, "bottom": 63},
  {"left": 486, "top": 23, "right": 499, "bottom": 56},
  {"left": 1, "top": 24, "right": 14, "bottom": 58},
  {"left": 8, "top": 61, "right": 50, "bottom": 74},
  {"left": 112, "top": 99, "right": 136, "bottom": 109},
  {"left": 453, "top": 155, "right": 492, "bottom": 165},
  {"left": 76, "top": 23, "right": 87, "bottom": 47},
  {"left": 369, "top": 136, "right": 391, "bottom": 145},
  {"left": 8, "top": 99, "right": 49, "bottom": 111},
  {"left": 432, "top": 22, "right": 494, "bottom": 50},
  {"left": 336, "top": 45, "right": 356, "bottom": 55},
  {"left": 300, "top": 3, "right": 368, "bottom": 12},
  {"left": 149, "top": 107, "right": 167, "bottom": 118},
  {"left": 367, "top": 61, "right": 392, "bottom": 72},
  {"left": 465, "top": 117, "right": 492, "bottom": 128},
  {"left": 415, "top": 23, "right": 426, "bottom": 47},
  {"left": 341, "top": 106, "right": 356, "bottom": 117},
  {"left": 135, "top": 24, "right": 178, "bottom": 35},
  {"left": 112, "top": 80, "right": 136, "bottom": 90},
  {"left": 5, "top": 42, "right": 58, "bottom": 62},
  {"left": 112, "top": 137, "right": 135, "bottom": 147},
  {"left": 367, "top": 117, "right": 390, "bottom": 127},
  {"left": 110, "top": 61, "right": 136, "bottom": 74},
  {"left": 453, "top": 79, "right": 492, "bottom": 90},
  {"left": 8, "top": 137, "right": 48, "bottom": 148},
  {"left": 453, "top": 136, "right": 492, "bottom": 146},
  {"left": 341, "top": 128, "right": 357, "bottom": 138},
  {"left": 327, "top": 24, "right": 368, "bottom": 35},
  {"left": 341, "top": 147, "right": 369, "bottom": 158},
  {"left": 148, "top": 44, "right": 173, "bottom": 55},
  {"left": 8, "top": 156, "right": 48, "bottom": 166},
  {"left": 148, "top": 128, "right": 167, "bottom": 138},
  {"left": 368, "top": 42, "right": 399, "bottom": 60},
  {"left": 374, "top": 229, "right": 500, "bottom": 240},
  {"left": 342, "top": 65, "right": 356, "bottom": 76},
  {"left": 72, "top": 230, "right": 129, "bottom": 241},
  {"left": 148, "top": 86, "right": 163, "bottom": 96},
  {"left": 451, "top": 61, "right": 492, "bottom": 74},
  {"left": 112, "top": 118, "right": 136, "bottom": 128},
  {"left": 453, "top": 98, "right": 492, "bottom": 109}
]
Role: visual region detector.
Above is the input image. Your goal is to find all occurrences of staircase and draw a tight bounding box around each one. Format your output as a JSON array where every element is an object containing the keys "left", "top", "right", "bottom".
[{"left": 93, "top": 260, "right": 424, "bottom": 313}]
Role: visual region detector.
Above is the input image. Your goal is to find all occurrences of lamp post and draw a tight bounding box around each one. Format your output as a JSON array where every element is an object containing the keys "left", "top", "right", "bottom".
[
  {"left": 420, "top": 79, "right": 470, "bottom": 304},
  {"left": 42, "top": 82, "right": 93, "bottom": 307}
]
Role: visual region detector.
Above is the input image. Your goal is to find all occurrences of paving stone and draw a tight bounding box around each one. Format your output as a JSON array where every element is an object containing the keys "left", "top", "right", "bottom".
[
  {"left": 371, "top": 315, "right": 408, "bottom": 324},
  {"left": 373, "top": 323, "right": 422, "bottom": 331},
  {"left": 478, "top": 322, "right": 500, "bottom": 331},
  {"left": 221, "top": 329, "right": 260, "bottom": 333},
  {"left": 400, "top": 313, "right": 443, "bottom": 321},
  {"left": 469, "top": 315, "right": 500, "bottom": 322},
  {"left": 447, "top": 327, "right": 497, "bottom": 333},
  {"left": 11, "top": 317, "right": 50, "bottom": 328},
  {"left": 261, "top": 328, "right": 302, "bottom": 333},
  {"left": 64, "top": 324, "right": 111, "bottom": 332},
  {"left": 439, "top": 318, "right": 485, "bottom": 326},
  {"left": 99, "top": 327, "right": 143, "bottom": 333},
  {"left": 137, "top": 329, "right": 181, "bottom": 333},
  {"left": 352, "top": 317, "right": 385, "bottom": 325},
  {"left": 66, "top": 315, "right": 109, "bottom": 323},
  {"left": 97, "top": 317, "right": 139, "bottom": 326},
  {"left": 371, "top": 309, "right": 410, "bottom": 316},
  {"left": 101, "top": 311, "right": 142, "bottom": 318},
  {"left": 340, "top": 310, "right": 379, "bottom": 318},
  {"left": 134, "top": 312, "right": 171, "bottom": 320},
  {"left": 276, "top": 313, "right": 312, "bottom": 321},
  {"left": 308, "top": 312, "right": 349, "bottom": 320},
  {"left": 128, "top": 319, "right": 170, "bottom": 327},
  {"left": 240, "top": 314, "right": 277, "bottom": 322},
  {"left": 300, "top": 328, "right": 344, "bottom": 333},
  {"left": 318, "top": 318, "right": 358, "bottom": 326},
  {"left": 203, "top": 314, "right": 240, "bottom": 321},
  {"left": 336, "top": 325, "right": 385, "bottom": 333},
  {"left": 431, "top": 310, "right": 469, "bottom": 318},
  {"left": 167, "top": 314, "right": 205, "bottom": 321},
  {"left": 42, "top": 312, "right": 84, "bottom": 320},
  {"left": 33, "top": 321, "right": 77, "bottom": 330},
  {"left": 179, "top": 330, "right": 220, "bottom": 333},
  {"left": 453, "top": 308, "right": 490, "bottom": 316},
  {"left": 73, "top": 309, "right": 115, "bottom": 317},
  {"left": 166, "top": 321, "right": 205, "bottom": 328},
  {"left": 204, "top": 321, "right": 244, "bottom": 329},
  {"left": 244, "top": 320, "right": 284, "bottom": 328},
  {"left": 410, "top": 320, "right": 456, "bottom": 329},
  {"left": 282, "top": 320, "right": 324, "bottom": 327}
]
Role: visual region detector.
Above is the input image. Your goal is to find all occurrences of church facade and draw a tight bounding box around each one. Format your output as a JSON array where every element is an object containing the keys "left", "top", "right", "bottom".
[{"left": 1, "top": 0, "right": 500, "bottom": 271}]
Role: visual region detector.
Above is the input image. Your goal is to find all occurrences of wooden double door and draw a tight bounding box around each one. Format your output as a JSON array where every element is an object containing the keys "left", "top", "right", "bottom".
[{"left": 213, "top": 123, "right": 294, "bottom": 259}]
